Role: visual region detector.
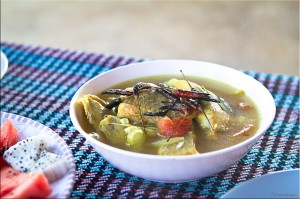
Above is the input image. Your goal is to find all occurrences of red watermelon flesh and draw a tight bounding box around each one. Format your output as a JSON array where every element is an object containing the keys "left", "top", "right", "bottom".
[
  {"left": 0, "top": 156, "right": 9, "bottom": 169},
  {"left": 0, "top": 119, "right": 19, "bottom": 155},
  {"left": 0, "top": 166, "right": 52, "bottom": 198}
]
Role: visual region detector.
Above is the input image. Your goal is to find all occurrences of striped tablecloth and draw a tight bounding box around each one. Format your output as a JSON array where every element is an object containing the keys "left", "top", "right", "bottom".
[{"left": 1, "top": 42, "right": 299, "bottom": 198}]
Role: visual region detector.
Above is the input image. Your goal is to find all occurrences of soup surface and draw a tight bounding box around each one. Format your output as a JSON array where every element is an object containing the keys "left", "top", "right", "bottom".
[{"left": 77, "top": 75, "right": 259, "bottom": 155}]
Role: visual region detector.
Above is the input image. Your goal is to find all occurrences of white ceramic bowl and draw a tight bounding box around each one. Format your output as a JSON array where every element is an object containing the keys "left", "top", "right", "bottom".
[
  {"left": 70, "top": 60, "right": 276, "bottom": 182},
  {"left": 1, "top": 51, "right": 9, "bottom": 79}
]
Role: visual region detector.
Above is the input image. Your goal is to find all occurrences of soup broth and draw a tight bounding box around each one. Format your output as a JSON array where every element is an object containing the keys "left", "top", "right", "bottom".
[{"left": 77, "top": 75, "right": 259, "bottom": 155}]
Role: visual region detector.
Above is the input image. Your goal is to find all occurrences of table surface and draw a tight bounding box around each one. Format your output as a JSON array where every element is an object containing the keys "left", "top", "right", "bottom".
[{"left": 1, "top": 42, "right": 299, "bottom": 198}]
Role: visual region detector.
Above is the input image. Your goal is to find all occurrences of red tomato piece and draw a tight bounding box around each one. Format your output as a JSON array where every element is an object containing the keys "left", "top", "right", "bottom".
[{"left": 157, "top": 116, "right": 192, "bottom": 137}]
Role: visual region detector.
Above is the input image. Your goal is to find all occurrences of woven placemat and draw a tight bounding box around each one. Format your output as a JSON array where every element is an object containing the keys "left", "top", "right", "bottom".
[{"left": 1, "top": 42, "right": 299, "bottom": 198}]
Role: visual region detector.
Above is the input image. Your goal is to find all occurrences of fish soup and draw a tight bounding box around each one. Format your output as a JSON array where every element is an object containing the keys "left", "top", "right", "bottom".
[{"left": 77, "top": 75, "right": 259, "bottom": 155}]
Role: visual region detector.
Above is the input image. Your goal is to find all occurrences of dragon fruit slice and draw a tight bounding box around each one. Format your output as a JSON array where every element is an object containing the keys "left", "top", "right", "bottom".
[{"left": 3, "top": 135, "right": 70, "bottom": 183}]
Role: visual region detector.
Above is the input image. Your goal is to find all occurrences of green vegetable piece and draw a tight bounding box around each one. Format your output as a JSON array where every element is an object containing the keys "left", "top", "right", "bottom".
[
  {"left": 99, "top": 115, "right": 128, "bottom": 145},
  {"left": 125, "top": 126, "right": 146, "bottom": 146},
  {"left": 218, "top": 97, "right": 233, "bottom": 114}
]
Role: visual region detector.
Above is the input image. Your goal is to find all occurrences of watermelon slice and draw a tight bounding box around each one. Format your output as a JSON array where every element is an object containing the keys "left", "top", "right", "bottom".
[
  {"left": 0, "top": 166, "right": 52, "bottom": 198},
  {"left": 0, "top": 156, "right": 9, "bottom": 169},
  {"left": 0, "top": 119, "right": 19, "bottom": 155}
]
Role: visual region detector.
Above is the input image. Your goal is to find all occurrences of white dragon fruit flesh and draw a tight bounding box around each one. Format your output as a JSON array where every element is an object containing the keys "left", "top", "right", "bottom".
[{"left": 3, "top": 134, "right": 70, "bottom": 183}]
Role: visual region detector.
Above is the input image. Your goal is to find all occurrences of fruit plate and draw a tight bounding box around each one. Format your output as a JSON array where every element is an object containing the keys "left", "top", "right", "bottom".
[{"left": 0, "top": 111, "right": 76, "bottom": 198}]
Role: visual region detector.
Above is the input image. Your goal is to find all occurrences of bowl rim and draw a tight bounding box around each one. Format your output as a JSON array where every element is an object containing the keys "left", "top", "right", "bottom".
[
  {"left": 1, "top": 51, "right": 9, "bottom": 79},
  {"left": 70, "top": 59, "right": 276, "bottom": 160}
]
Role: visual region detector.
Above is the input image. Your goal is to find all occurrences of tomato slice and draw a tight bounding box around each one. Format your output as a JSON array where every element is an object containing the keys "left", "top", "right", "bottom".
[{"left": 157, "top": 116, "right": 192, "bottom": 137}]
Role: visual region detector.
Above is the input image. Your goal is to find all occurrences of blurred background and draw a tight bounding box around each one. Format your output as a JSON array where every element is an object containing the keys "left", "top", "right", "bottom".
[{"left": 1, "top": 0, "right": 299, "bottom": 76}]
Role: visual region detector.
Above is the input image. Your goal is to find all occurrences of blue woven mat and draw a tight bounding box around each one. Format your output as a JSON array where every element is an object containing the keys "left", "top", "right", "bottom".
[{"left": 1, "top": 42, "right": 299, "bottom": 198}]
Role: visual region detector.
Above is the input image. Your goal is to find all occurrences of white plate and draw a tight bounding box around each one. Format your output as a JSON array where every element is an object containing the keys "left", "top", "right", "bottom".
[
  {"left": 1, "top": 51, "right": 8, "bottom": 79},
  {"left": 1, "top": 112, "right": 76, "bottom": 199},
  {"left": 221, "top": 169, "right": 300, "bottom": 198}
]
